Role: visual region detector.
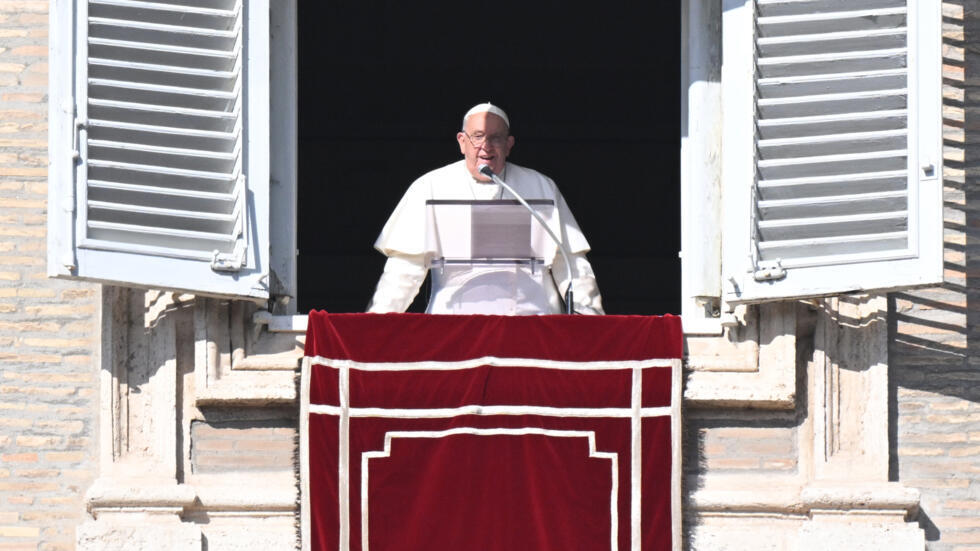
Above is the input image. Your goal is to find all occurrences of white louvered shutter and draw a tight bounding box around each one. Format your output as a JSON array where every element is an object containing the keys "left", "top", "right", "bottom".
[
  {"left": 721, "top": 0, "right": 942, "bottom": 303},
  {"left": 48, "top": 0, "right": 271, "bottom": 299}
]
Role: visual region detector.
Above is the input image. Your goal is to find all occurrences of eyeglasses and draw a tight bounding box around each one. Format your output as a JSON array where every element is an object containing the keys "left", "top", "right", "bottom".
[{"left": 463, "top": 132, "right": 509, "bottom": 148}]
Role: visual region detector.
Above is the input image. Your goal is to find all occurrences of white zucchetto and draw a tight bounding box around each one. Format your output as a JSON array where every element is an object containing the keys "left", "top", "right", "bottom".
[{"left": 463, "top": 102, "right": 510, "bottom": 129}]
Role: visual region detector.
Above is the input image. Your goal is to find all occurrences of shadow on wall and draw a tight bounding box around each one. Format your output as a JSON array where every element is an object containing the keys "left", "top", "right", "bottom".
[{"left": 887, "top": 0, "right": 978, "bottom": 544}]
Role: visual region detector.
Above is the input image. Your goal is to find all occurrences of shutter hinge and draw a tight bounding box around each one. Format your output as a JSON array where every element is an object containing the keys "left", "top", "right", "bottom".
[
  {"left": 753, "top": 259, "right": 786, "bottom": 282},
  {"left": 63, "top": 112, "right": 83, "bottom": 272},
  {"left": 210, "top": 240, "right": 246, "bottom": 272},
  {"left": 71, "top": 117, "right": 86, "bottom": 161}
]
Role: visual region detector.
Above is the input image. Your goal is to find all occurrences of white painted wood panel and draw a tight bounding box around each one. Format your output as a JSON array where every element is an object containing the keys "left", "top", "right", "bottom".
[
  {"left": 722, "top": 0, "right": 942, "bottom": 303},
  {"left": 48, "top": 0, "right": 273, "bottom": 299}
]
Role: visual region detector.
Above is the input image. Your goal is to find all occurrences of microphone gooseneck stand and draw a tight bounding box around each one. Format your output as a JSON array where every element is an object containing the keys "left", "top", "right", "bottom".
[{"left": 477, "top": 164, "right": 575, "bottom": 314}]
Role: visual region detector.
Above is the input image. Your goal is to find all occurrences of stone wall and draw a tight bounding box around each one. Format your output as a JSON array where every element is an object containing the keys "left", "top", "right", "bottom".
[
  {"left": 890, "top": 2, "right": 980, "bottom": 549},
  {"left": 0, "top": 2, "right": 100, "bottom": 550}
]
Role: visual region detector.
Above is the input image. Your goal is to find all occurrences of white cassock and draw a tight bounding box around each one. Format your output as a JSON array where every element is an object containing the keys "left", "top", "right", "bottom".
[{"left": 368, "top": 160, "right": 604, "bottom": 315}]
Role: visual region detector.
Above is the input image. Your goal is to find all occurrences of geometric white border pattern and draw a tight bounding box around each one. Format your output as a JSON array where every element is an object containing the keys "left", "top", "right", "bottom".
[
  {"left": 301, "top": 356, "right": 683, "bottom": 551},
  {"left": 361, "top": 429, "right": 618, "bottom": 551}
]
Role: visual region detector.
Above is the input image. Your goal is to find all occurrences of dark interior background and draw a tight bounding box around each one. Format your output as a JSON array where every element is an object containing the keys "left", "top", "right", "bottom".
[{"left": 297, "top": 2, "right": 680, "bottom": 315}]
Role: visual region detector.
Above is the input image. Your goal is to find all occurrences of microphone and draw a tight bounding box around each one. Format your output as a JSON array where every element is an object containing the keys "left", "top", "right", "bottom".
[
  {"left": 477, "top": 164, "right": 495, "bottom": 179},
  {"left": 476, "top": 164, "right": 576, "bottom": 314}
]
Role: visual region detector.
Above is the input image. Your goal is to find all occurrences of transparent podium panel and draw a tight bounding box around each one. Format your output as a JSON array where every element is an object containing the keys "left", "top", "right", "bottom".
[
  {"left": 424, "top": 200, "right": 561, "bottom": 315},
  {"left": 427, "top": 260, "right": 562, "bottom": 315},
  {"left": 425, "top": 200, "right": 558, "bottom": 262}
]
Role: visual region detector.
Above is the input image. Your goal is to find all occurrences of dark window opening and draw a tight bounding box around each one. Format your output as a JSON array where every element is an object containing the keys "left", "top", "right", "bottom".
[{"left": 297, "top": 3, "right": 680, "bottom": 315}]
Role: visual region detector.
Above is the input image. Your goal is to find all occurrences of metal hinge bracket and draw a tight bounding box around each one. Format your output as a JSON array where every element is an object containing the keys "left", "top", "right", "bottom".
[
  {"left": 753, "top": 259, "right": 787, "bottom": 282},
  {"left": 210, "top": 240, "right": 246, "bottom": 272}
]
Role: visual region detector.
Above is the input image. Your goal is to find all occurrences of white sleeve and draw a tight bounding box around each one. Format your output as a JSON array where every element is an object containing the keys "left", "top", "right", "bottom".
[
  {"left": 366, "top": 253, "right": 428, "bottom": 313},
  {"left": 550, "top": 252, "right": 605, "bottom": 315}
]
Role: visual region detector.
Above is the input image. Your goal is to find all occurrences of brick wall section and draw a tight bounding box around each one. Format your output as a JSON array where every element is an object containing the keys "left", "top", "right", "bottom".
[
  {"left": 0, "top": 2, "right": 100, "bottom": 551},
  {"left": 191, "top": 421, "right": 296, "bottom": 474},
  {"left": 890, "top": 1, "right": 980, "bottom": 550},
  {"left": 685, "top": 414, "right": 799, "bottom": 476}
]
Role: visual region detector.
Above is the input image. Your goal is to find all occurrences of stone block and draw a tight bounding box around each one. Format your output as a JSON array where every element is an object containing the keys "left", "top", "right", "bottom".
[
  {"left": 77, "top": 521, "right": 201, "bottom": 551},
  {"left": 798, "top": 520, "right": 924, "bottom": 551}
]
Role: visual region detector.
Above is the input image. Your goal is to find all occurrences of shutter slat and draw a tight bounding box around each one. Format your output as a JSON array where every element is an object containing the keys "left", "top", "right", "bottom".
[
  {"left": 89, "top": 97, "right": 238, "bottom": 117},
  {"left": 88, "top": 165, "right": 236, "bottom": 199},
  {"left": 758, "top": 49, "right": 906, "bottom": 78},
  {"left": 88, "top": 39, "right": 239, "bottom": 73},
  {"left": 757, "top": 149, "right": 907, "bottom": 180},
  {"left": 89, "top": 190, "right": 236, "bottom": 216},
  {"left": 758, "top": 110, "right": 907, "bottom": 139},
  {"left": 88, "top": 118, "right": 237, "bottom": 140},
  {"left": 88, "top": 139, "right": 237, "bottom": 160},
  {"left": 86, "top": 9, "right": 237, "bottom": 34},
  {"left": 88, "top": 180, "right": 236, "bottom": 214},
  {"left": 88, "top": 145, "right": 237, "bottom": 175},
  {"left": 757, "top": 210, "right": 908, "bottom": 241},
  {"left": 759, "top": 47, "right": 907, "bottom": 66},
  {"left": 758, "top": 8, "right": 906, "bottom": 38},
  {"left": 758, "top": 171, "right": 907, "bottom": 200},
  {"left": 757, "top": 129, "right": 906, "bottom": 159},
  {"left": 88, "top": 206, "right": 237, "bottom": 238},
  {"left": 89, "top": 37, "right": 237, "bottom": 60},
  {"left": 759, "top": 16, "right": 906, "bottom": 38},
  {"left": 758, "top": 89, "right": 906, "bottom": 118},
  {"left": 89, "top": 99, "right": 238, "bottom": 133},
  {"left": 87, "top": 221, "right": 237, "bottom": 242},
  {"left": 88, "top": 57, "right": 237, "bottom": 79},
  {"left": 89, "top": 23, "right": 236, "bottom": 52},
  {"left": 89, "top": 16, "right": 237, "bottom": 36},
  {"left": 88, "top": 200, "right": 236, "bottom": 222},
  {"left": 90, "top": 0, "right": 239, "bottom": 18},
  {"left": 89, "top": 180, "right": 235, "bottom": 200},
  {"left": 757, "top": 232, "right": 909, "bottom": 260},
  {"left": 759, "top": 68, "right": 907, "bottom": 98},
  {"left": 88, "top": 63, "right": 237, "bottom": 91},
  {"left": 88, "top": 119, "right": 237, "bottom": 153},
  {"left": 758, "top": 190, "right": 907, "bottom": 218},
  {"left": 90, "top": 79, "right": 236, "bottom": 112},
  {"left": 86, "top": 222, "right": 237, "bottom": 254},
  {"left": 758, "top": 28, "right": 906, "bottom": 57},
  {"left": 757, "top": 0, "right": 904, "bottom": 17},
  {"left": 80, "top": 239, "right": 227, "bottom": 261},
  {"left": 88, "top": 159, "right": 236, "bottom": 183},
  {"left": 88, "top": 106, "right": 237, "bottom": 133}
]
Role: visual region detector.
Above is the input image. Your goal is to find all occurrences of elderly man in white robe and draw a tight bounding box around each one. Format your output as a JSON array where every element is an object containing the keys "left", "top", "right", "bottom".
[{"left": 367, "top": 102, "right": 604, "bottom": 315}]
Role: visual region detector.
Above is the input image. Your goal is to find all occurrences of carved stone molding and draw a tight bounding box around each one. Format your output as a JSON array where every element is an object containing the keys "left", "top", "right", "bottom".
[
  {"left": 689, "top": 480, "right": 919, "bottom": 517},
  {"left": 100, "top": 288, "right": 187, "bottom": 480},
  {"left": 685, "top": 302, "right": 798, "bottom": 408},
  {"left": 193, "top": 298, "right": 301, "bottom": 405},
  {"left": 809, "top": 295, "right": 890, "bottom": 482}
]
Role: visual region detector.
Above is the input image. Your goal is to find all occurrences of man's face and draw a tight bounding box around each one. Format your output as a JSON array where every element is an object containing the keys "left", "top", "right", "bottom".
[{"left": 456, "top": 112, "right": 514, "bottom": 182}]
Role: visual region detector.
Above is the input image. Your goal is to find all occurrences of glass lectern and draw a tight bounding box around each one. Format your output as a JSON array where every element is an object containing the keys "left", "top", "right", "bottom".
[{"left": 424, "top": 199, "right": 562, "bottom": 315}]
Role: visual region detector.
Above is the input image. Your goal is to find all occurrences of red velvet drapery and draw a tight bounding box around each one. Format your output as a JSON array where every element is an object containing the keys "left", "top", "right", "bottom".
[{"left": 304, "top": 312, "right": 682, "bottom": 551}]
